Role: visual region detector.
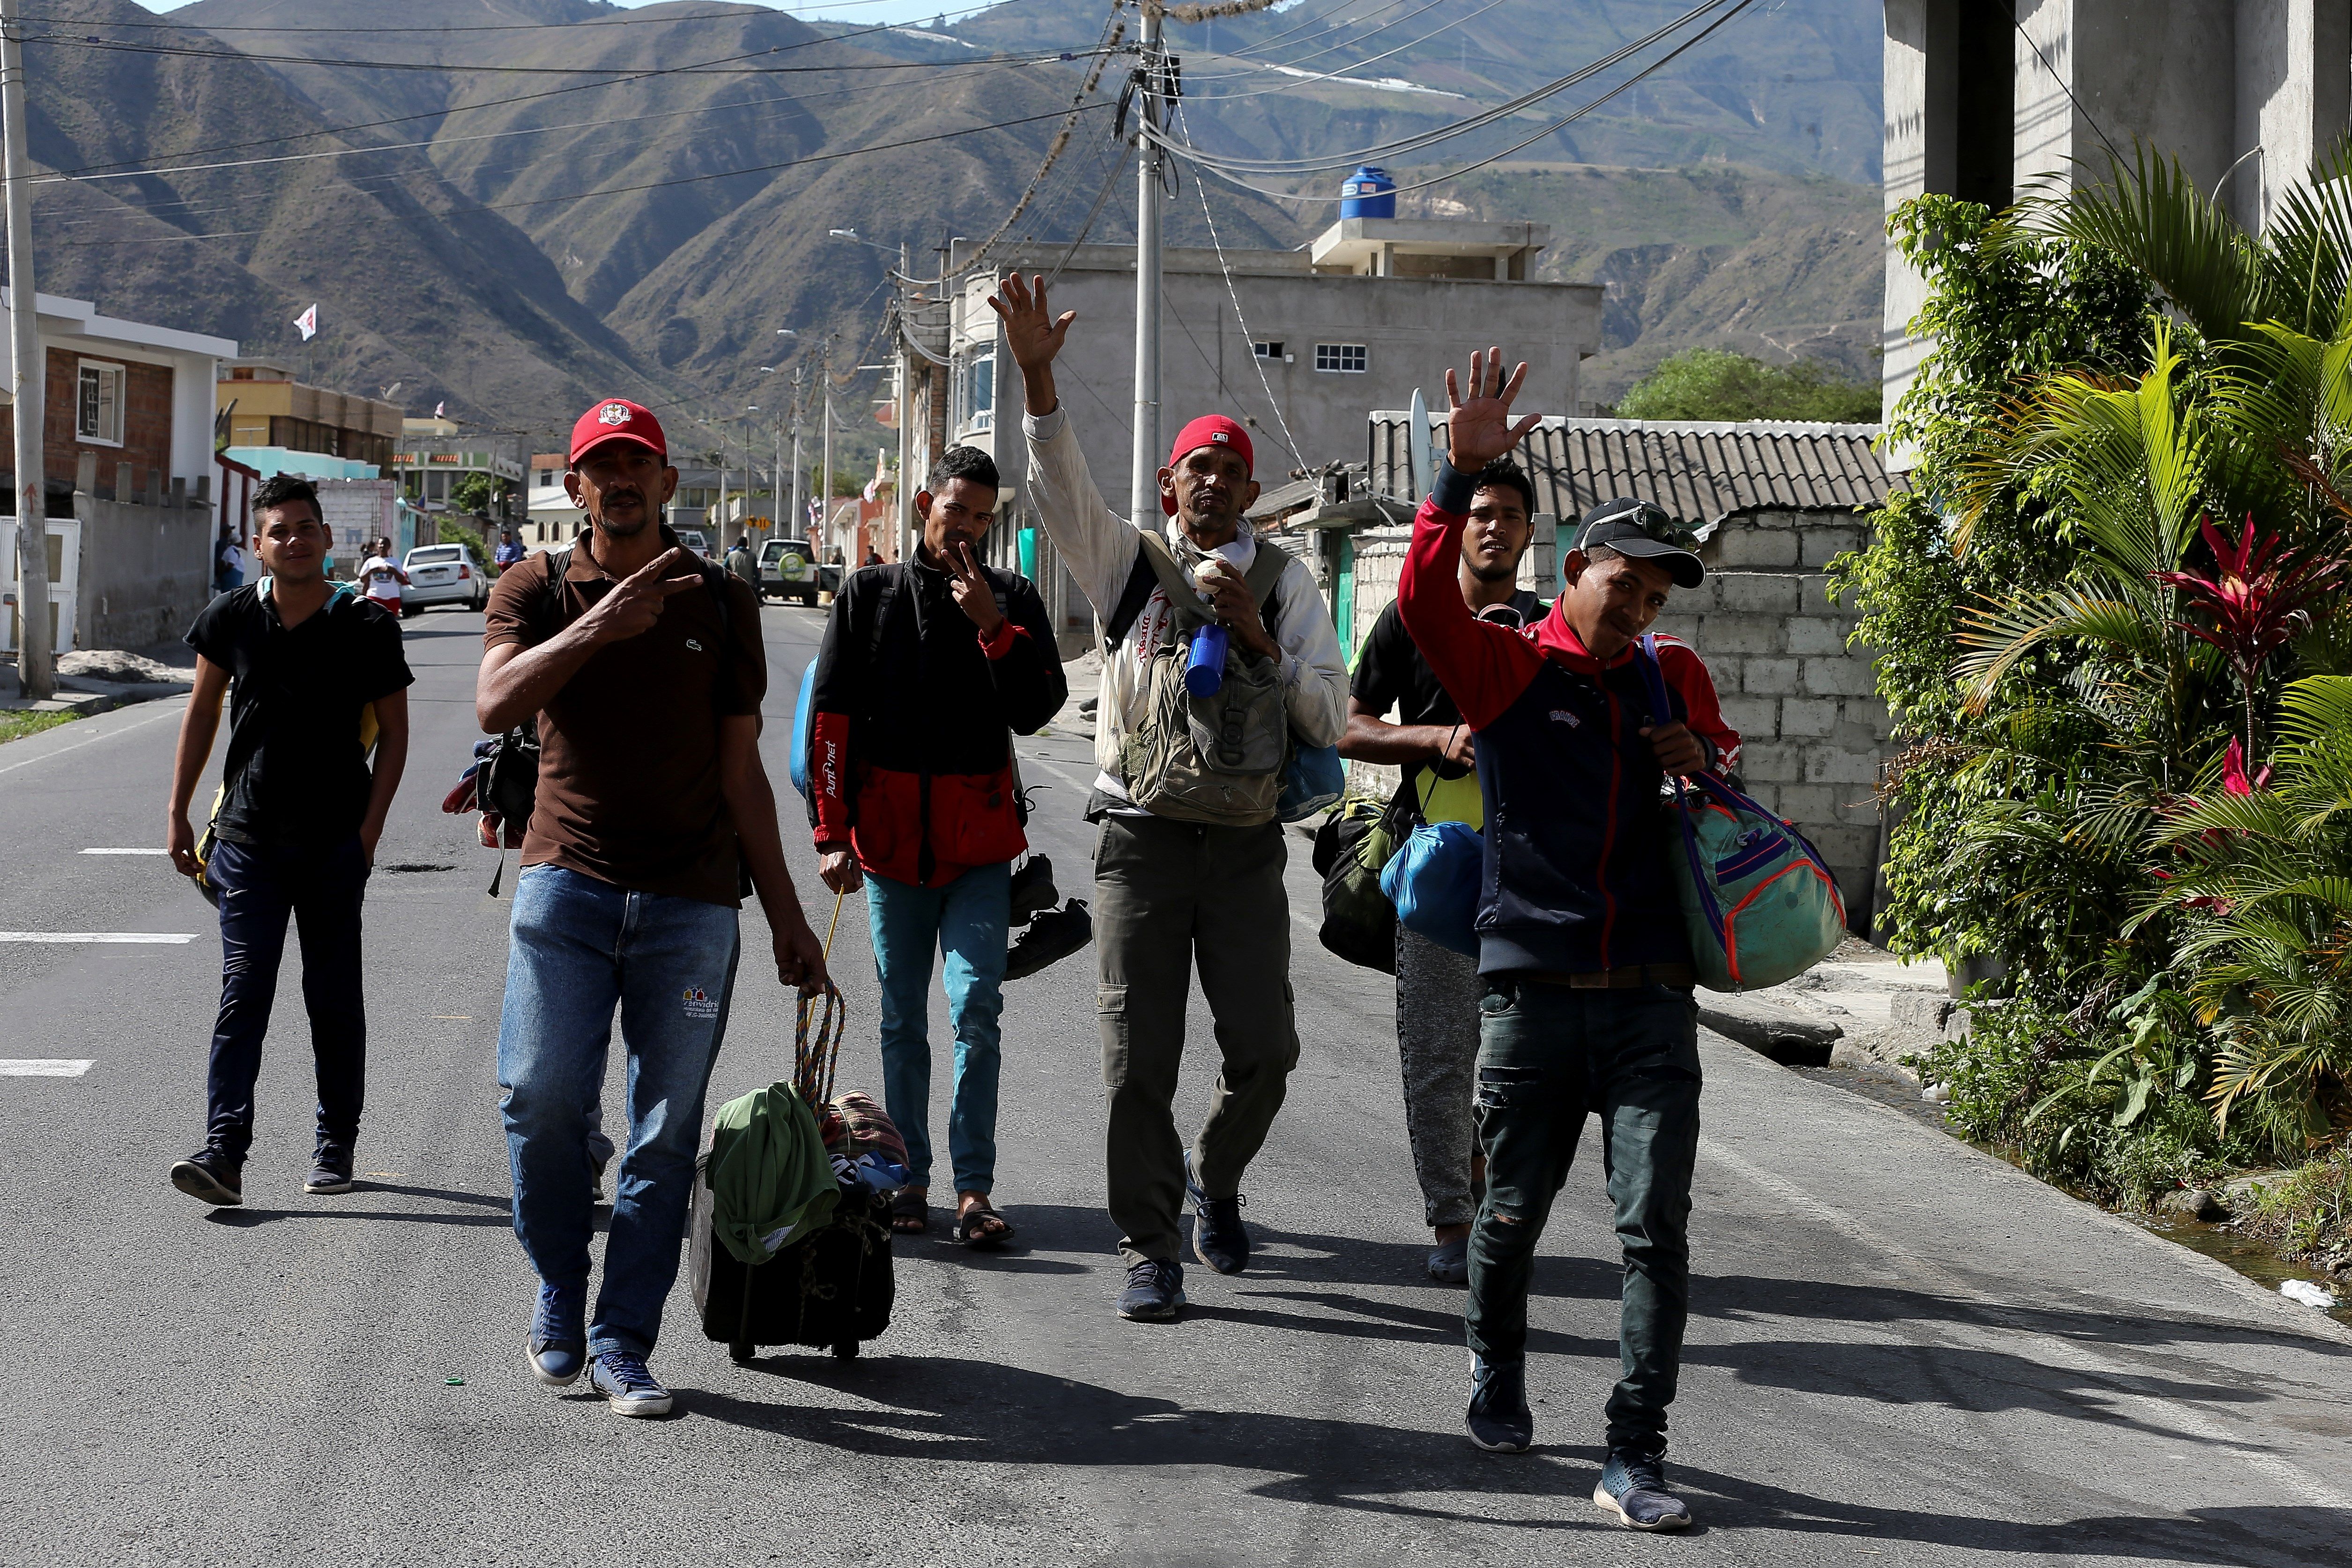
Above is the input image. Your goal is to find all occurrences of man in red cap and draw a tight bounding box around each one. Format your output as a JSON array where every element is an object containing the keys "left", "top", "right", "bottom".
[
  {"left": 989, "top": 274, "right": 1347, "bottom": 1322},
  {"left": 475, "top": 397, "right": 829, "bottom": 1418}
]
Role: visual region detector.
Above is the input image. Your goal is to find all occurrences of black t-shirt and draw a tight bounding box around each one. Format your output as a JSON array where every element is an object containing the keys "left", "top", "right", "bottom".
[
  {"left": 185, "top": 583, "right": 415, "bottom": 847},
  {"left": 1350, "top": 590, "right": 1544, "bottom": 796}
]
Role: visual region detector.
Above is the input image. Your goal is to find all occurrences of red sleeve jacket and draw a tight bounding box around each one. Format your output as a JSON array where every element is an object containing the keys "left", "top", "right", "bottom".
[
  {"left": 1395, "top": 461, "right": 1739, "bottom": 975},
  {"left": 809, "top": 556, "right": 1068, "bottom": 887}
]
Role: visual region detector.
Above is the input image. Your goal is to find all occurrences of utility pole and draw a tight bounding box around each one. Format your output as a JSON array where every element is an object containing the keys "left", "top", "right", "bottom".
[
  {"left": 772, "top": 406, "right": 784, "bottom": 535},
  {"left": 789, "top": 366, "right": 805, "bottom": 537},
  {"left": 713, "top": 429, "right": 727, "bottom": 553},
  {"left": 1129, "top": 4, "right": 1168, "bottom": 528},
  {"left": 2, "top": 0, "right": 49, "bottom": 699},
  {"left": 819, "top": 342, "right": 834, "bottom": 562},
  {"left": 896, "top": 239, "right": 913, "bottom": 565}
]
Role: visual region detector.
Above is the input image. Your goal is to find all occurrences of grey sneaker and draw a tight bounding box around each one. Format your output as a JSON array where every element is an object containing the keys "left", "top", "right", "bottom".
[
  {"left": 1595, "top": 1446, "right": 1692, "bottom": 1531},
  {"left": 1116, "top": 1260, "right": 1186, "bottom": 1322},
  {"left": 304, "top": 1143, "right": 355, "bottom": 1196},
  {"left": 1465, "top": 1355, "right": 1532, "bottom": 1453},
  {"left": 588, "top": 1351, "right": 673, "bottom": 1418}
]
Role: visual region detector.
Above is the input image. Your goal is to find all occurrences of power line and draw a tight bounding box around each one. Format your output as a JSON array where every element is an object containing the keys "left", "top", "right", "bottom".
[
  {"left": 1154, "top": 0, "right": 1755, "bottom": 200},
  {"left": 20, "top": 0, "right": 967, "bottom": 31},
  {"left": 1173, "top": 97, "right": 1302, "bottom": 471},
  {"left": 954, "top": 1, "right": 1129, "bottom": 272},
  {"left": 1184, "top": 0, "right": 1512, "bottom": 100}
]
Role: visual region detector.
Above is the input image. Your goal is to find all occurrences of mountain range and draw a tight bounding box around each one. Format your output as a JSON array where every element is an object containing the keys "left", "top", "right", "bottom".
[{"left": 27, "top": 0, "right": 1885, "bottom": 450}]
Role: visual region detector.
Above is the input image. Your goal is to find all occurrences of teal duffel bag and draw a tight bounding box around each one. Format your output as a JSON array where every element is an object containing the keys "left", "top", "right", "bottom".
[{"left": 1637, "top": 635, "right": 1847, "bottom": 992}]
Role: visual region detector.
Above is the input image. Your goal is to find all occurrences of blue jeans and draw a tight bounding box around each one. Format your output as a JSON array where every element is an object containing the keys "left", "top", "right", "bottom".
[
  {"left": 865, "top": 862, "right": 1010, "bottom": 1195},
  {"left": 497, "top": 866, "right": 739, "bottom": 1360},
  {"left": 203, "top": 836, "right": 370, "bottom": 1160},
  {"left": 1466, "top": 978, "right": 1702, "bottom": 1453}
]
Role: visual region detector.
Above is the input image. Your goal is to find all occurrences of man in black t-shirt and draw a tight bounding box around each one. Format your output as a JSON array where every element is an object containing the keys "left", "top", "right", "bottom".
[
  {"left": 1340, "top": 456, "right": 1541, "bottom": 1284},
  {"left": 166, "top": 474, "right": 414, "bottom": 1207}
]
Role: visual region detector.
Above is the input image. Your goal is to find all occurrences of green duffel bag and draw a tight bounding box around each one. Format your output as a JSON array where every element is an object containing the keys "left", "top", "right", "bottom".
[{"left": 1312, "top": 787, "right": 1416, "bottom": 973}]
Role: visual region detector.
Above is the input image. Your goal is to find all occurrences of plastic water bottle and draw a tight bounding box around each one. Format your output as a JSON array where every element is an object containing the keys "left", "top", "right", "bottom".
[{"left": 1186, "top": 623, "right": 1228, "bottom": 697}]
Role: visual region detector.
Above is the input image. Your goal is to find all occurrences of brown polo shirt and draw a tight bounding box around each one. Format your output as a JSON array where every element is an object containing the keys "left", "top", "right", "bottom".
[{"left": 483, "top": 528, "right": 766, "bottom": 906}]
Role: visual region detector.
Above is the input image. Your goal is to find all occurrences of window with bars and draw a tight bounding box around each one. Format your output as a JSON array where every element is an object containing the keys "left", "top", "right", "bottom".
[
  {"left": 77, "top": 361, "right": 125, "bottom": 445},
  {"left": 1314, "top": 343, "right": 1367, "bottom": 373}
]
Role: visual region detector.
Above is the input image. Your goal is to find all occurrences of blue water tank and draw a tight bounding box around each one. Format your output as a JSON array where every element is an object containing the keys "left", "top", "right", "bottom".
[{"left": 1339, "top": 165, "right": 1396, "bottom": 220}]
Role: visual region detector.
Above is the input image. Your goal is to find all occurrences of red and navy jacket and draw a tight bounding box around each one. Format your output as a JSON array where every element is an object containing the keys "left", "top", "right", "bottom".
[
  {"left": 1396, "top": 462, "right": 1740, "bottom": 978},
  {"left": 809, "top": 553, "right": 1068, "bottom": 887}
]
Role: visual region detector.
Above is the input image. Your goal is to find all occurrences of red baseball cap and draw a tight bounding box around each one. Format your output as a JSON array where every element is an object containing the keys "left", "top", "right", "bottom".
[
  {"left": 569, "top": 398, "right": 667, "bottom": 464},
  {"left": 1162, "top": 415, "right": 1254, "bottom": 515}
]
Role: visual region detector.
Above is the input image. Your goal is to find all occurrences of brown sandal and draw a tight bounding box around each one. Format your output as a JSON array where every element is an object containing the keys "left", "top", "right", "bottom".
[
  {"left": 953, "top": 1203, "right": 1016, "bottom": 1249},
  {"left": 890, "top": 1190, "right": 928, "bottom": 1234}
]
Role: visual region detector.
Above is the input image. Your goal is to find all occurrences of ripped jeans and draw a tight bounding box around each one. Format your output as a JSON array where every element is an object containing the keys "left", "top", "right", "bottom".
[{"left": 1464, "top": 977, "right": 1701, "bottom": 1453}]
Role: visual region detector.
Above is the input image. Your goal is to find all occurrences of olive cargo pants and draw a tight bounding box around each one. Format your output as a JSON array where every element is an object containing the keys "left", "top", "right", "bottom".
[{"left": 1093, "top": 812, "right": 1299, "bottom": 1266}]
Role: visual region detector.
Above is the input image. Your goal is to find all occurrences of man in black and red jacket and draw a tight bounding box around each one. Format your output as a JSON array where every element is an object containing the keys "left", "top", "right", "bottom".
[
  {"left": 1397, "top": 350, "right": 1738, "bottom": 1531},
  {"left": 808, "top": 445, "right": 1067, "bottom": 1248}
]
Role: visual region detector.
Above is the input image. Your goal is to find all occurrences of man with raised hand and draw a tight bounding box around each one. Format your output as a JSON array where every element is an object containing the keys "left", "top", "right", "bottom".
[
  {"left": 990, "top": 273, "right": 1347, "bottom": 1323},
  {"left": 168, "top": 475, "right": 413, "bottom": 1207},
  {"left": 807, "top": 444, "right": 1066, "bottom": 1248},
  {"left": 1340, "top": 455, "right": 1543, "bottom": 1285},
  {"left": 1397, "top": 349, "right": 1736, "bottom": 1530},
  {"left": 477, "top": 397, "right": 828, "bottom": 1419}
]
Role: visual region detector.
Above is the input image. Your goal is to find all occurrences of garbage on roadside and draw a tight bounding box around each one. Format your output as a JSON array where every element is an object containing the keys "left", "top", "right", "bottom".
[{"left": 2278, "top": 1279, "right": 2338, "bottom": 1309}]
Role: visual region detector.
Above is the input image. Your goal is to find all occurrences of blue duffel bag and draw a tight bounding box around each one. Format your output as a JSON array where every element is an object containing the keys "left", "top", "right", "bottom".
[{"left": 1380, "top": 819, "right": 1484, "bottom": 958}]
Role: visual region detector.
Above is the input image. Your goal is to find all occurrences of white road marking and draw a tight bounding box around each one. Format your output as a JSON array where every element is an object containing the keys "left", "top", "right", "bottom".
[
  {"left": 0, "top": 1060, "right": 93, "bottom": 1076},
  {"left": 0, "top": 701, "right": 181, "bottom": 778},
  {"left": 0, "top": 932, "right": 195, "bottom": 944},
  {"left": 79, "top": 847, "right": 168, "bottom": 855}
]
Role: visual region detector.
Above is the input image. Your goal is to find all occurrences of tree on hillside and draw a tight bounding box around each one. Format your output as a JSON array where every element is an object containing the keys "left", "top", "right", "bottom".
[{"left": 1613, "top": 349, "right": 1879, "bottom": 424}]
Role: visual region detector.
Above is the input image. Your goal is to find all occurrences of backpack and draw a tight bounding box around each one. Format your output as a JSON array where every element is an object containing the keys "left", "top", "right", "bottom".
[
  {"left": 1103, "top": 530, "right": 1292, "bottom": 827},
  {"left": 1312, "top": 784, "right": 1417, "bottom": 972},
  {"left": 477, "top": 542, "right": 733, "bottom": 894},
  {"left": 1634, "top": 633, "right": 1846, "bottom": 991}
]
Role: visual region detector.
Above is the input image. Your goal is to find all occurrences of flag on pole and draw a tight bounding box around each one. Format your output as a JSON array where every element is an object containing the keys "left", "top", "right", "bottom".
[
  {"left": 294, "top": 304, "right": 319, "bottom": 342},
  {"left": 433, "top": 401, "right": 445, "bottom": 419}
]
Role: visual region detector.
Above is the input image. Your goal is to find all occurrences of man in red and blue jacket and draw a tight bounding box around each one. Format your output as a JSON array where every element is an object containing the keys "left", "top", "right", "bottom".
[
  {"left": 809, "top": 445, "right": 1067, "bottom": 1248},
  {"left": 1396, "top": 349, "right": 1737, "bottom": 1531}
]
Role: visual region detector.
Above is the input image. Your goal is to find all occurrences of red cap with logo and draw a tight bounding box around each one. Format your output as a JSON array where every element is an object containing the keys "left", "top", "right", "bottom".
[
  {"left": 1161, "top": 415, "right": 1254, "bottom": 515},
  {"left": 569, "top": 398, "right": 667, "bottom": 464}
]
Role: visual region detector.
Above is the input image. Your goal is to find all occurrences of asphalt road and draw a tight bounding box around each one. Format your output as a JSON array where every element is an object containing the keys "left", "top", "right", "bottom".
[{"left": 5, "top": 600, "right": 2350, "bottom": 1568}]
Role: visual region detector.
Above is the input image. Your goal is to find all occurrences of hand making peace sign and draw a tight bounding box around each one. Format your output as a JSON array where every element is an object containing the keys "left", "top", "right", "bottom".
[{"left": 942, "top": 539, "right": 1005, "bottom": 637}]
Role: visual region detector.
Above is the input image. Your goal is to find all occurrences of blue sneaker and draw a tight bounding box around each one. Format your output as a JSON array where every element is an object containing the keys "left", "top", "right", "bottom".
[
  {"left": 1183, "top": 1152, "right": 1249, "bottom": 1276},
  {"left": 1116, "top": 1259, "right": 1186, "bottom": 1321},
  {"left": 1595, "top": 1446, "right": 1692, "bottom": 1531},
  {"left": 526, "top": 1284, "right": 587, "bottom": 1389},
  {"left": 588, "top": 1351, "right": 673, "bottom": 1418},
  {"left": 1465, "top": 1354, "right": 1533, "bottom": 1453}
]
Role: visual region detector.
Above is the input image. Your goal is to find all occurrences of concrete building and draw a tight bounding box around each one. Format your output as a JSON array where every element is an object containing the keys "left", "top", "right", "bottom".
[
  {"left": 215, "top": 359, "right": 401, "bottom": 470},
  {"left": 394, "top": 418, "right": 524, "bottom": 525},
  {"left": 1882, "top": 0, "right": 2352, "bottom": 430},
  {"left": 904, "top": 217, "right": 1603, "bottom": 649},
  {"left": 0, "top": 293, "right": 237, "bottom": 656}
]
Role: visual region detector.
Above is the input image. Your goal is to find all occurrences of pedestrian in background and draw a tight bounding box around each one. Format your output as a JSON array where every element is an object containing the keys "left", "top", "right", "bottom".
[
  {"left": 495, "top": 528, "right": 526, "bottom": 574},
  {"left": 992, "top": 273, "right": 1347, "bottom": 1323},
  {"left": 725, "top": 533, "right": 758, "bottom": 594},
  {"left": 476, "top": 397, "right": 828, "bottom": 1419},
  {"left": 1399, "top": 349, "right": 1737, "bottom": 1530},
  {"left": 808, "top": 445, "right": 1066, "bottom": 1248},
  {"left": 213, "top": 527, "right": 245, "bottom": 596},
  {"left": 165, "top": 475, "right": 413, "bottom": 1206},
  {"left": 1340, "top": 455, "right": 1542, "bottom": 1285},
  {"left": 356, "top": 537, "right": 408, "bottom": 618}
]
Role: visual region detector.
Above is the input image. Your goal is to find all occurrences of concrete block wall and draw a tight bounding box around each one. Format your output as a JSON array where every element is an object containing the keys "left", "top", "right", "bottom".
[
  {"left": 1652, "top": 510, "right": 1885, "bottom": 930},
  {"left": 73, "top": 453, "right": 212, "bottom": 651}
]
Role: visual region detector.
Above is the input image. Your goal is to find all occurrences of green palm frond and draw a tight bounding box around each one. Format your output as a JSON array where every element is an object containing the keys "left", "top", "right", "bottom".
[{"left": 2024, "top": 146, "right": 2268, "bottom": 342}]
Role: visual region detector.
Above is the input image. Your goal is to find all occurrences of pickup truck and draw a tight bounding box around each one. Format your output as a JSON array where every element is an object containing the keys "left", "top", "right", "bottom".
[{"left": 758, "top": 537, "right": 839, "bottom": 606}]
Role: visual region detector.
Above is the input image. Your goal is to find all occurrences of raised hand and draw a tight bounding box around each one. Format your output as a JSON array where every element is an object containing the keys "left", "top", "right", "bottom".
[
  {"left": 1444, "top": 346, "right": 1542, "bottom": 473},
  {"left": 578, "top": 546, "right": 704, "bottom": 644},
  {"left": 944, "top": 540, "right": 1005, "bottom": 636},
  {"left": 985, "top": 273, "right": 1075, "bottom": 371}
]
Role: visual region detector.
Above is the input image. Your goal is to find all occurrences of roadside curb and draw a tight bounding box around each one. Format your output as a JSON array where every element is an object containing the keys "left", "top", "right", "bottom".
[{"left": 1, "top": 678, "right": 190, "bottom": 718}]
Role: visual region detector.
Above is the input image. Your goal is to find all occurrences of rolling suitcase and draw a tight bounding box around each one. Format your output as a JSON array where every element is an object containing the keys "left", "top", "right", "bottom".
[{"left": 687, "top": 979, "right": 900, "bottom": 1363}]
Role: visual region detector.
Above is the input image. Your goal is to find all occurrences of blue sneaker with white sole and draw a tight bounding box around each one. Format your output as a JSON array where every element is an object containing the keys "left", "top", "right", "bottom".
[
  {"left": 588, "top": 1351, "right": 673, "bottom": 1417},
  {"left": 526, "top": 1283, "right": 587, "bottom": 1388},
  {"left": 1594, "top": 1446, "right": 1692, "bottom": 1531}
]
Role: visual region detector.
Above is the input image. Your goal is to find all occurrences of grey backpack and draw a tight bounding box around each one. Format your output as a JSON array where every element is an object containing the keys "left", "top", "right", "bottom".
[{"left": 1113, "top": 530, "right": 1292, "bottom": 827}]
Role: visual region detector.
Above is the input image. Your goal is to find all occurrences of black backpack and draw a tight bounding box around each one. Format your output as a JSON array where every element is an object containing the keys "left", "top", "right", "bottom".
[{"left": 478, "top": 543, "right": 734, "bottom": 894}]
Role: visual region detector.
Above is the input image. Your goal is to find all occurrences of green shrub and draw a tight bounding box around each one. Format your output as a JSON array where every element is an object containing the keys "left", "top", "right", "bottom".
[{"left": 1613, "top": 348, "right": 1879, "bottom": 424}]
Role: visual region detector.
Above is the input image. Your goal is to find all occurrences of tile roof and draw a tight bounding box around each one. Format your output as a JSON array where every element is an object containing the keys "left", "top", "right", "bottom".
[{"left": 1369, "top": 414, "right": 1890, "bottom": 529}]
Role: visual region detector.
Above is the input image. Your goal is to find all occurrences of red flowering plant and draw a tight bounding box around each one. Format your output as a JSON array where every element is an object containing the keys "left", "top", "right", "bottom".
[{"left": 2152, "top": 513, "right": 2345, "bottom": 761}]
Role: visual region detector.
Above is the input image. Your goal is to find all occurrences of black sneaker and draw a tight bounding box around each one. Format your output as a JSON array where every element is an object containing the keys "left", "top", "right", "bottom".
[
  {"left": 1465, "top": 1356, "right": 1533, "bottom": 1453},
  {"left": 1184, "top": 1152, "right": 1249, "bottom": 1275},
  {"left": 1116, "top": 1259, "right": 1186, "bottom": 1321},
  {"left": 1595, "top": 1446, "right": 1692, "bottom": 1531},
  {"left": 170, "top": 1148, "right": 243, "bottom": 1207},
  {"left": 527, "top": 1282, "right": 588, "bottom": 1389},
  {"left": 304, "top": 1143, "right": 356, "bottom": 1195},
  {"left": 591, "top": 1152, "right": 609, "bottom": 1206},
  {"left": 1004, "top": 898, "right": 1091, "bottom": 981},
  {"left": 1008, "top": 855, "right": 1058, "bottom": 928}
]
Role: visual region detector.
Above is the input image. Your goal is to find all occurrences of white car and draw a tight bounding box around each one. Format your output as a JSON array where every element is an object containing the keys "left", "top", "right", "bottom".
[
  {"left": 675, "top": 528, "right": 713, "bottom": 559},
  {"left": 401, "top": 543, "right": 488, "bottom": 614}
]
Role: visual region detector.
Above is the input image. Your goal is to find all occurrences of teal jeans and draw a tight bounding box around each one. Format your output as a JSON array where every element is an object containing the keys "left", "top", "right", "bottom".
[{"left": 1465, "top": 977, "right": 1701, "bottom": 1453}]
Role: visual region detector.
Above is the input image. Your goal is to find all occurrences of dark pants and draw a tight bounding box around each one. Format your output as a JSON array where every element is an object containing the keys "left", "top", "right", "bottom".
[
  {"left": 1465, "top": 978, "right": 1701, "bottom": 1453},
  {"left": 1093, "top": 813, "right": 1298, "bottom": 1266},
  {"left": 203, "top": 836, "right": 371, "bottom": 1161}
]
